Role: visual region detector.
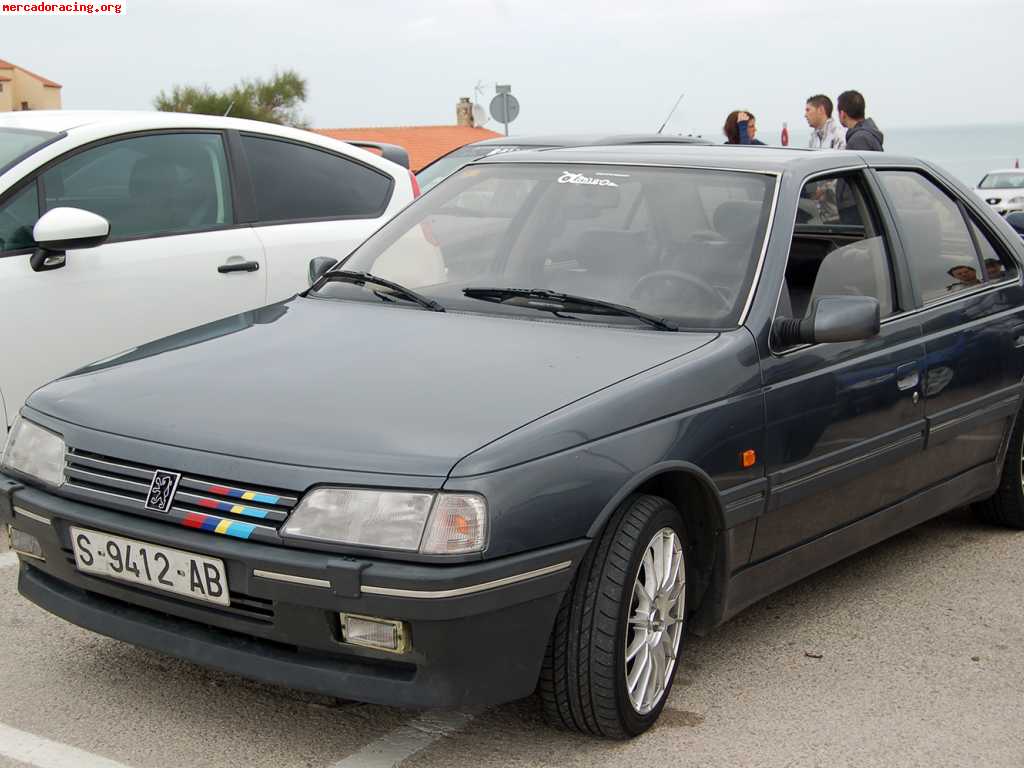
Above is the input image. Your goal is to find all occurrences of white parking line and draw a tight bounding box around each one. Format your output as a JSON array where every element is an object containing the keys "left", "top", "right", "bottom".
[
  {"left": 0, "top": 551, "right": 18, "bottom": 568},
  {"left": 329, "top": 711, "right": 476, "bottom": 768},
  {"left": 0, "top": 722, "right": 135, "bottom": 768}
]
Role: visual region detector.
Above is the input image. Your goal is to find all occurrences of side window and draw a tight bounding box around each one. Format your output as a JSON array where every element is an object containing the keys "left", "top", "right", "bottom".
[
  {"left": 878, "top": 171, "right": 982, "bottom": 303},
  {"left": 968, "top": 217, "right": 1018, "bottom": 282},
  {"left": 779, "top": 173, "right": 895, "bottom": 324},
  {"left": 0, "top": 182, "right": 39, "bottom": 253},
  {"left": 41, "top": 133, "right": 233, "bottom": 240},
  {"left": 241, "top": 135, "right": 393, "bottom": 222}
]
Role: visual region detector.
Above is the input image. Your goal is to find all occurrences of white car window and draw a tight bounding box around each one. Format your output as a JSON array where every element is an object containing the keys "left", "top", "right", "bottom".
[
  {"left": 41, "top": 132, "right": 234, "bottom": 240},
  {"left": 0, "top": 182, "right": 38, "bottom": 253},
  {"left": 240, "top": 135, "right": 393, "bottom": 222}
]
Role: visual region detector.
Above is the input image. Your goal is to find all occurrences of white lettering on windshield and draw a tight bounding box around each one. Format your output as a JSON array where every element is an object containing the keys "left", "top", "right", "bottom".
[{"left": 558, "top": 171, "right": 619, "bottom": 187}]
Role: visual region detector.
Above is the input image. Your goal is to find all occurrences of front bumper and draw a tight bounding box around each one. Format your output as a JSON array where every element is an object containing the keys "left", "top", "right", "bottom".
[{"left": 0, "top": 476, "right": 587, "bottom": 709}]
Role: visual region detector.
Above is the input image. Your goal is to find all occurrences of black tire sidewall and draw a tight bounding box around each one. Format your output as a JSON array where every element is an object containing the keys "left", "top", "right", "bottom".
[{"left": 612, "top": 498, "right": 689, "bottom": 736}]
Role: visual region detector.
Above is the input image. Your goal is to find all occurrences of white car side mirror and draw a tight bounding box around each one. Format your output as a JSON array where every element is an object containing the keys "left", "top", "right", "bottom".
[{"left": 30, "top": 207, "right": 111, "bottom": 272}]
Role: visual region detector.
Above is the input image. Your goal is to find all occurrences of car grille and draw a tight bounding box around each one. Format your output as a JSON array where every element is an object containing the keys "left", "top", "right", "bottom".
[{"left": 61, "top": 448, "right": 299, "bottom": 545}]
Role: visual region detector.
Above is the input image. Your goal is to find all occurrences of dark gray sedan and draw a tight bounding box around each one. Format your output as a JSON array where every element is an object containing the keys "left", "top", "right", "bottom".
[{"left": 3, "top": 145, "right": 1024, "bottom": 738}]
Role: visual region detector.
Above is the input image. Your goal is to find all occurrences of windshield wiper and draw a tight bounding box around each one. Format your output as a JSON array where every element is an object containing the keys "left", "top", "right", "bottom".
[
  {"left": 462, "top": 287, "right": 677, "bottom": 331},
  {"left": 317, "top": 270, "right": 445, "bottom": 312}
]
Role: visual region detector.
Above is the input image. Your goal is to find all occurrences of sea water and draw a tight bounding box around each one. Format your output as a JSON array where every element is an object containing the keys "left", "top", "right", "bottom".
[{"left": 704, "top": 123, "right": 1024, "bottom": 188}]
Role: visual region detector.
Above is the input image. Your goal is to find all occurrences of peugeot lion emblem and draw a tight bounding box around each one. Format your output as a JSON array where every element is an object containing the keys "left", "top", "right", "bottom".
[{"left": 145, "top": 470, "right": 181, "bottom": 513}]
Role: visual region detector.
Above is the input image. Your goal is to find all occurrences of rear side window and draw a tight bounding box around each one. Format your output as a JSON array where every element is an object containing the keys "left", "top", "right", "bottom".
[
  {"left": 41, "top": 132, "right": 234, "bottom": 240},
  {"left": 0, "top": 182, "right": 39, "bottom": 253},
  {"left": 241, "top": 135, "right": 393, "bottom": 223},
  {"left": 968, "top": 217, "right": 1018, "bottom": 282},
  {"left": 879, "top": 171, "right": 982, "bottom": 303}
]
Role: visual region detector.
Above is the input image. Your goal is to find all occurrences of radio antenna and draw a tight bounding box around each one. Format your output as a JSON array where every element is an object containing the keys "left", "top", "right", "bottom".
[{"left": 657, "top": 92, "right": 685, "bottom": 134}]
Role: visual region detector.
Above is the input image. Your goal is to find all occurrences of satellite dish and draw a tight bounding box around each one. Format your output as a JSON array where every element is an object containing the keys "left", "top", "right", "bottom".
[{"left": 472, "top": 102, "right": 489, "bottom": 126}]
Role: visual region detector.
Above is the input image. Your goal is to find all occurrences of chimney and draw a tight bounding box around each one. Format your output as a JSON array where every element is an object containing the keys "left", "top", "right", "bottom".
[{"left": 456, "top": 97, "right": 474, "bottom": 127}]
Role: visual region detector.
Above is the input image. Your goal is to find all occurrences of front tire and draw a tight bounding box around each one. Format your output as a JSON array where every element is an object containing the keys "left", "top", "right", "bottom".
[
  {"left": 539, "top": 494, "right": 688, "bottom": 738},
  {"left": 976, "top": 407, "right": 1024, "bottom": 528}
]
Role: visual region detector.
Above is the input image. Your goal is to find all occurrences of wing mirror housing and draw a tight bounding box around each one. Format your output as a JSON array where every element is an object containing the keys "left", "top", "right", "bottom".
[
  {"left": 308, "top": 257, "right": 337, "bottom": 286},
  {"left": 773, "top": 295, "right": 881, "bottom": 348},
  {"left": 1006, "top": 211, "right": 1024, "bottom": 237},
  {"left": 30, "top": 207, "right": 110, "bottom": 272}
]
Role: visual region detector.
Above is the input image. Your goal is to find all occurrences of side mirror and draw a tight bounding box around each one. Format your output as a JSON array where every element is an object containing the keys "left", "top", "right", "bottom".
[
  {"left": 1006, "top": 211, "right": 1024, "bottom": 236},
  {"left": 773, "top": 295, "right": 881, "bottom": 347},
  {"left": 30, "top": 207, "right": 110, "bottom": 272},
  {"left": 308, "top": 257, "right": 337, "bottom": 286}
]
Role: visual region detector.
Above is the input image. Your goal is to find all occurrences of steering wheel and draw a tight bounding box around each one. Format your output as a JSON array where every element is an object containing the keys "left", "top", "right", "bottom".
[{"left": 630, "top": 270, "right": 731, "bottom": 313}]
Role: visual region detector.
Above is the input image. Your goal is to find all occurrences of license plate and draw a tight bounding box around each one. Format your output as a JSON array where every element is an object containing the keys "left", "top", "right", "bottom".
[{"left": 70, "top": 527, "right": 230, "bottom": 606}]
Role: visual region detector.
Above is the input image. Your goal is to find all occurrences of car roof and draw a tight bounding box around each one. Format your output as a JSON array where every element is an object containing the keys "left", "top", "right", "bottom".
[
  {"left": 478, "top": 143, "right": 923, "bottom": 174},
  {"left": 468, "top": 132, "right": 712, "bottom": 148},
  {"left": 0, "top": 110, "right": 357, "bottom": 154},
  {"left": 0, "top": 110, "right": 409, "bottom": 175}
]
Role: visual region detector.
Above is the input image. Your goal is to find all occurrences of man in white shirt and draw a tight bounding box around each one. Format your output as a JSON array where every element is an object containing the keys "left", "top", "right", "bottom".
[{"left": 805, "top": 94, "right": 846, "bottom": 150}]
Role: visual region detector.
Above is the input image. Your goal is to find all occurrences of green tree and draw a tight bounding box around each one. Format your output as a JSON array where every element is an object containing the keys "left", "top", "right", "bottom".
[{"left": 154, "top": 70, "right": 309, "bottom": 127}]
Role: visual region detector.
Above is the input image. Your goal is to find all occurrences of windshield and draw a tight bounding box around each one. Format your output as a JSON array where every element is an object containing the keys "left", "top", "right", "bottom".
[
  {"left": 322, "top": 163, "right": 776, "bottom": 330},
  {"left": 0, "top": 128, "right": 58, "bottom": 173},
  {"left": 979, "top": 172, "right": 1024, "bottom": 190},
  {"left": 417, "top": 144, "right": 539, "bottom": 192}
]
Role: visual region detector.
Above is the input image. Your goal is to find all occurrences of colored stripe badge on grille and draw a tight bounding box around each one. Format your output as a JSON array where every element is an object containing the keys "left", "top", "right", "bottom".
[
  {"left": 182, "top": 512, "right": 255, "bottom": 539},
  {"left": 197, "top": 498, "right": 269, "bottom": 519},
  {"left": 206, "top": 485, "right": 281, "bottom": 505}
]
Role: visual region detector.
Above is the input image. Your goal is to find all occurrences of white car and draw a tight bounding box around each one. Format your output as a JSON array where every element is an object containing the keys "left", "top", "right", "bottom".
[
  {"left": 975, "top": 169, "right": 1024, "bottom": 216},
  {"left": 0, "top": 111, "right": 416, "bottom": 438}
]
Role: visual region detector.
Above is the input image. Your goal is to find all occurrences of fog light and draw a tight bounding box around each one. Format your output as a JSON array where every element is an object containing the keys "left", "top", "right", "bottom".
[
  {"left": 8, "top": 526, "right": 44, "bottom": 561},
  {"left": 339, "top": 613, "right": 409, "bottom": 653}
]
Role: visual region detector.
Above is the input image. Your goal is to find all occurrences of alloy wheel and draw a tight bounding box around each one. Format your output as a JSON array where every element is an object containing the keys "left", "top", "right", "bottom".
[{"left": 624, "top": 526, "right": 686, "bottom": 715}]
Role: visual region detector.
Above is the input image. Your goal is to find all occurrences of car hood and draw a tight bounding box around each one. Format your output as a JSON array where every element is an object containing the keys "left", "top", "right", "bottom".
[
  {"left": 976, "top": 188, "right": 1022, "bottom": 198},
  {"left": 28, "top": 297, "right": 715, "bottom": 477}
]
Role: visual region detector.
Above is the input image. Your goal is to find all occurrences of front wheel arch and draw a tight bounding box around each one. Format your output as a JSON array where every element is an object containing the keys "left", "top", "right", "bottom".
[{"left": 587, "top": 464, "right": 727, "bottom": 632}]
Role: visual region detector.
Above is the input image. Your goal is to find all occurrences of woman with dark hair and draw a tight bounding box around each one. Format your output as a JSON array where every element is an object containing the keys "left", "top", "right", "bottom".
[{"left": 723, "top": 110, "right": 765, "bottom": 145}]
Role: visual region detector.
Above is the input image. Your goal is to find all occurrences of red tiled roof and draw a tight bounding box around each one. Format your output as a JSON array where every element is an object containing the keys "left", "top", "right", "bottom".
[
  {"left": 0, "top": 58, "right": 62, "bottom": 88},
  {"left": 315, "top": 125, "right": 502, "bottom": 171}
]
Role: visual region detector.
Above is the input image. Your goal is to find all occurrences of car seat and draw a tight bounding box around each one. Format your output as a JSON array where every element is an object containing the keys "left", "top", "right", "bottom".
[
  {"left": 128, "top": 157, "right": 184, "bottom": 236},
  {"left": 808, "top": 236, "right": 893, "bottom": 316}
]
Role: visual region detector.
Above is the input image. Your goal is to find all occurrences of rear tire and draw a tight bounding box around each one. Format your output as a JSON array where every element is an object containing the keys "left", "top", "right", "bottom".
[
  {"left": 975, "top": 407, "right": 1024, "bottom": 528},
  {"left": 539, "top": 494, "right": 689, "bottom": 738}
]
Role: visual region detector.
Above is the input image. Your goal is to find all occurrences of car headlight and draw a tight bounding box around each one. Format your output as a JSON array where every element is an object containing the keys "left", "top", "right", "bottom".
[
  {"left": 281, "top": 488, "right": 487, "bottom": 554},
  {"left": 1, "top": 415, "right": 66, "bottom": 487},
  {"left": 1008, "top": 196, "right": 1024, "bottom": 205}
]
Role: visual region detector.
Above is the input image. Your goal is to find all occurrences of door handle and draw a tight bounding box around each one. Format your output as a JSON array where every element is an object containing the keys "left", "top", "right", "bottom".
[
  {"left": 1012, "top": 323, "right": 1024, "bottom": 349},
  {"left": 896, "top": 362, "right": 920, "bottom": 392},
  {"left": 218, "top": 260, "right": 260, "bottom": 274}
]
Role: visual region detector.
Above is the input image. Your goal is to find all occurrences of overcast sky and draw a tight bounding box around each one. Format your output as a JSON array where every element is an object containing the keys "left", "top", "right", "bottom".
[{"left": 4, "top": 0, "right": 1023, "bottom": 137}]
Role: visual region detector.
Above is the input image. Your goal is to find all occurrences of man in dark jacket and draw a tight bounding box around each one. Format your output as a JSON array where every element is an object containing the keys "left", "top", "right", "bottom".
[{"left": 837, "top": 90, "right": 884, "bottom": 151}]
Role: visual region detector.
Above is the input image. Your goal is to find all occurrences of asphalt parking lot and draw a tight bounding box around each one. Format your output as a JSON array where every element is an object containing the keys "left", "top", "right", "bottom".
[{"left": 1, "top": 507, "right": 1023, "bottom": 768}]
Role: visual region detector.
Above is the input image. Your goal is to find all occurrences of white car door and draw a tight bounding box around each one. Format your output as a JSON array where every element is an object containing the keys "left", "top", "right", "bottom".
[
  {"left": 0, "top": 131, "right": 266, "bottom": 420},
  {"left": 235, "top": 133, "right": 408, "bottom": 302}
]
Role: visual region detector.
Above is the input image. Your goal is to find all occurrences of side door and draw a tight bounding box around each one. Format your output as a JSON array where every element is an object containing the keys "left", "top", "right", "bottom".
[
  {"left": 234, "top": 133, "right": 398, "bottom": 303},
  {"left": 752, "top": 169, "right": 926, "bottom": 561},
  {"left": 876, "top": 168, "right": 1024, "bottom": 486},
  {"left": 0, "top": 131, "right": 267, "bottom": 417}
]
